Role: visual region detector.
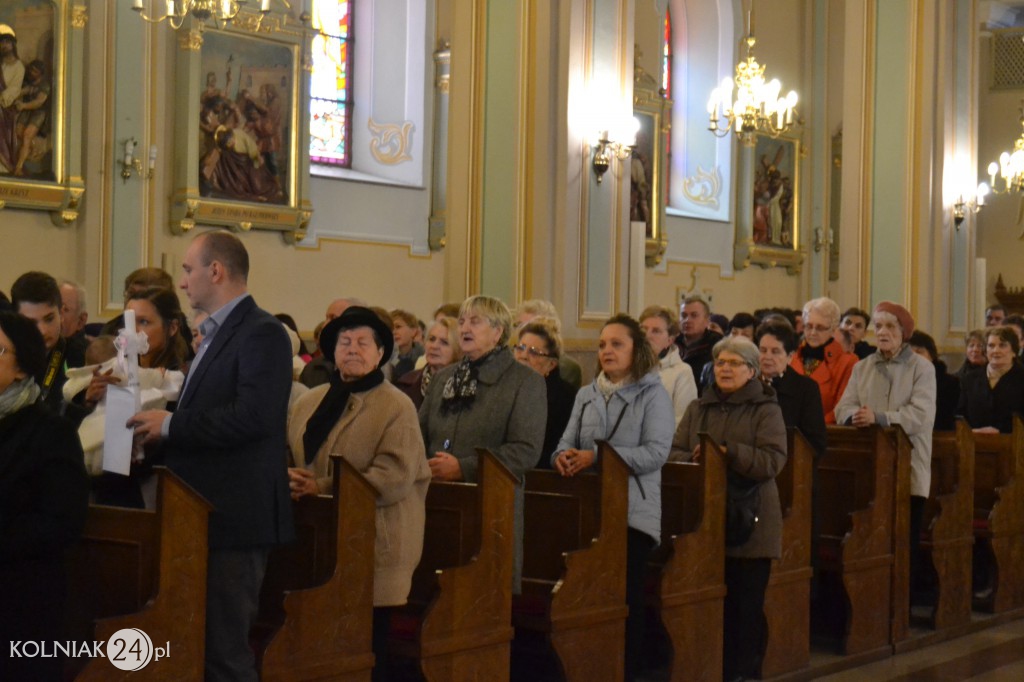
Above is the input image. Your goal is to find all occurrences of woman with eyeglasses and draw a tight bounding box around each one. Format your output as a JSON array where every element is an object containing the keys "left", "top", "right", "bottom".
[
  {"left": 789, "top": 296, "right": 859, "bottom": 423},
  {"left": 671, "top": 335, "right": 787, "bottom": 682},
  {"left": 553, "top": 314, "right": 673, "bottom": 681},
  {"left": 512, "top": 317, "right": 578, "bottom": 468}
]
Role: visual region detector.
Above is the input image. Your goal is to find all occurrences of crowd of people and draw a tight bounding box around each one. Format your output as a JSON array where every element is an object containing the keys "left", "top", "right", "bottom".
[{"left": 2, "top": 232, "right": 1021, "bottom": 681}]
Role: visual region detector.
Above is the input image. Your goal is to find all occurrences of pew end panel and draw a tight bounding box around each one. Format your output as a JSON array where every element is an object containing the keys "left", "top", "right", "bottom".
[
  {"left": 260, "top": 456, "right": 377, "bottom": 682},
  {"left": 649, "top": 433, "right": 726, "bottom": 682},
  {"left": 760, "top": 428, "right": 814, "bottom": 678},
  {"left": 817, "top": 426, "right": 896, "bottom": 656},
  {"left": 973, "top": 415, "right": 1024, "bottom": 613},
  {"left": 70, "top": 467, "right": 212, "bottom": 682},
  {"left": 392, "top": 450, "right": 516, "bottom": 682},
  {"left": 884, "top": 426, "right": 913, "bottom": 645},
  {"left": 921, "top": 421, "right": 974, "bottom": 631},
  {"left": 515, "top": 441, "right": 630, "bottom": 681}
]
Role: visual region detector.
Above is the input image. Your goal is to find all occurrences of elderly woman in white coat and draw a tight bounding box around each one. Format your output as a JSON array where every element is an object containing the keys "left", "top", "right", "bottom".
[
  {"left": 834, "top": 301, "right": 936, "bottom": 604},
  {"left": 640, "top": 305, "right": 697, "bottom": 427},
  {"left": 553, "top": 314, "right": 673, "bottom": 682}
]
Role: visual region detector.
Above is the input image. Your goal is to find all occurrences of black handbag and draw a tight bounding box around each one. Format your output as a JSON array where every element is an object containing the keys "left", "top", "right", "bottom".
[
  {"left": 698, "top": 407, "right": 761, "bottom": 547},
  {"left": 725, "top": 471, "right": 760, "bottom": 547}
]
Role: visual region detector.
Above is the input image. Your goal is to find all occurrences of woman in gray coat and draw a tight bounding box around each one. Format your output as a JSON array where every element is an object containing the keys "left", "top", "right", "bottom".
[
  {"left": 553, "top": 314, "right": 674, "bottom": 682},
  {"left": 672, "top": 335, "right": 787, "bottom": 682},
  {"left": 419, "top": 295, "right": 546, "bottom": 594}
]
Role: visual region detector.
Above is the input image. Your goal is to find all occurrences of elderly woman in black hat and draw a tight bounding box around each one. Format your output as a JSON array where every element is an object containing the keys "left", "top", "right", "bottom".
[
  {"left": 286, "top": 306, "right": 429, "bottom": 681},
  {"left": 0, "top": 312, "right": 89, "bottom": 681}
]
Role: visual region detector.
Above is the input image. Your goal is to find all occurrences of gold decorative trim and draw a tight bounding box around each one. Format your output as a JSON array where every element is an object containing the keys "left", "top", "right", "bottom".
[
  {"left": 71, "top": 4, "right": 88, "bottom": 29},
  {"left": 367, "top": 119, "right": 414, "bottom": 165},
  {"left": 179, "top": 30, "right": 203, "bottom": 51},
  {"left": 437, "top": 75, "right": 450, "bottom": 94},
  {"left": 682, "top": 166, "right": 722, "bottom": 208}
]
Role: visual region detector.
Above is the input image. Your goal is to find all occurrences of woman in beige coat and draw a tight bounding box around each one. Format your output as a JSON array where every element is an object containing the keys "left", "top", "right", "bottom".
[{"left": 287, "top": 306, "right": 429, "bottom": 682}]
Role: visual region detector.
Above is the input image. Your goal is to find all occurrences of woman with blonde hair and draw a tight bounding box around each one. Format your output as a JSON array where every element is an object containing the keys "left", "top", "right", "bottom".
[
  {"left": 395, "top": 316, "right": 461, "bottom": 409},
  {"left": 419, "top": 295, "right": 546, "bottom": 592}
]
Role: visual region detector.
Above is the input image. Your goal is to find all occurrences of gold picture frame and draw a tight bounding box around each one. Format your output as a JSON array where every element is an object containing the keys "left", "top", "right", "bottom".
[
  {"left": 633, "top": 61, "right": 671, "bottom": 267},
  {"left": 169, "top": 11, "right": 311, "bottom": 242},
  {"left": 734, "top": 131, "right": 805, "bottom": 274},
  {"left": 0, "top": 1, "right": 86, "bottom": 225}
]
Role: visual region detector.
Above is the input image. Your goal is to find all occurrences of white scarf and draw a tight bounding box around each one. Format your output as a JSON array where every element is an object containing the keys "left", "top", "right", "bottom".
[{"left": 0, "top": 377, "right": 41, "bottom": 420}]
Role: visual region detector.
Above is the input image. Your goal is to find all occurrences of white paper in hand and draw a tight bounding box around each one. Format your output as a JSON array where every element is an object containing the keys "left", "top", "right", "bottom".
[{"left": 103, "top": 384, "right": 141, "bottom": 475}]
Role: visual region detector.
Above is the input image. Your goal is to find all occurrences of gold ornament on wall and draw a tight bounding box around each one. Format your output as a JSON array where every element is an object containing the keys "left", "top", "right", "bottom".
[{"left": 368, "top": 119, "right": 414, "bottom": 165}]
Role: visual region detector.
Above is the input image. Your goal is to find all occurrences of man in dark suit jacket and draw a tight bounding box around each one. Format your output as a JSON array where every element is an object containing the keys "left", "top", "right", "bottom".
[{"left": 130, "top": 231, "right": 294, "bottom": 682}]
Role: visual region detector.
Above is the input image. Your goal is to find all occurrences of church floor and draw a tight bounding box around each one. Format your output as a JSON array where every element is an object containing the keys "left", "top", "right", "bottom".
[{"left": 817, "top": 617, "right": 1024, "bottom": 681}]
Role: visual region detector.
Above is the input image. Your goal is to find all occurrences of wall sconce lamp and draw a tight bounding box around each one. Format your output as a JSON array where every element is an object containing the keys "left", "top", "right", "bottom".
[
  {"left": 592, "top": 123, "right": 638, "bottom": 184},
  {"left": 812, "top": 227, "right": 833, "bottom": 253},
  {"left": 120, "top": 138, "right": 157, "bottom": 183},
  {"left": 953, "top": 183, "right": 988, "bottom": 228}
]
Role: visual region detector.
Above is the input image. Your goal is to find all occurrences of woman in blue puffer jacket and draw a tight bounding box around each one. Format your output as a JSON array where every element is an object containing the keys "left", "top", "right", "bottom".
[{"left": 552, "top": 313, "right": 674, "bottom": 682}]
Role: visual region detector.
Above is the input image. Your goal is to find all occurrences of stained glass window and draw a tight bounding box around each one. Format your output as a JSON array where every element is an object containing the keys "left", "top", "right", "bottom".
[
  {"left": 310, "top": 1, "right": 353, "bottom": 167},
  {"left": 662, "top": 10, "right": 672, "bottom": 96}
]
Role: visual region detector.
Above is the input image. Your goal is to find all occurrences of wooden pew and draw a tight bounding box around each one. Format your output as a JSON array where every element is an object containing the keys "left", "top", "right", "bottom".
[
  {"left": 886, "top": 427, "right": 913, "bottom": 646},
  {"left": 920, "top": 421, "right": 974, "bottom": 630},
  {"left": 67, "top": 467, "right": 212, "bottom": 681},
  {"left": 816, "top": 426, "right": 897, "bottom": 656},
  {"left": 759, "top": 428, "right": 814, "bottom": 678},
  {"left": 649, "top": 434, "right": 727, "bottom": 682},
  {"left": 258, "top": 456, "right": 377, "bottom": 681},
  {"left": 514, "top": 441, "right": 630, "bottom": 680},
  {"left": 972, "top": 415, "right": 1024, "bottom": 613},
  {"left": 389, "top": 450, "right": 516, "bottom": 681}
]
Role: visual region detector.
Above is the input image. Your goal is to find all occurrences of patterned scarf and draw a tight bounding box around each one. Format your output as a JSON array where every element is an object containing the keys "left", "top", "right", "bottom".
[
  {"left": 420, "top": 364, "right": 435, "bottom": 398},
  {"left": 0, "top": 377, "right": 41, "bottom": 420},
  {"left": 440, "top": 346, "right": 503, "bottom": 414},
  {"left": 800, "top": 338, "right": 831, "bottom": 375}
]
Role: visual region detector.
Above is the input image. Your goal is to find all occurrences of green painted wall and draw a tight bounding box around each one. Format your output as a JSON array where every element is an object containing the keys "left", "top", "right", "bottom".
[
  {"left": 869, "top": 0, "right": 911, "bottom": 304},
  {"left": 479, "top": 0, "right": 519, "bottom": 302}
]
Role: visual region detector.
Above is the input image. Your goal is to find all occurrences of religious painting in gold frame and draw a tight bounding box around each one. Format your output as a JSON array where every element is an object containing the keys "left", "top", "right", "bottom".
[
  {"left": 169, "top": 11, "right": 311, "bottom": 242},
  {"left": 633, "top": 62, "right": 671, "bottom": 267},
  {"left": 0, "top": 1, "right": 86, "bottom": 225},
  {"left": 735, "top": 131, "right": 804, "bottom": 274}
]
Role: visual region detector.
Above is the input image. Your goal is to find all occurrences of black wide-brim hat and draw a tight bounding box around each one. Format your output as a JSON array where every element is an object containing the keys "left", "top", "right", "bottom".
[{"left": 319, "top": 306, "right": 394, "bottom": 369}]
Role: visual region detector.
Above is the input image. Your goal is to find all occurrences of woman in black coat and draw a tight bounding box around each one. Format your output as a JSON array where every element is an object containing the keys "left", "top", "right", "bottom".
[
  {"left": 0, "top": 312, "right": 89, "bottom": 681},
  {"left": 957, "top": 326, "right": 1024, "bottom": 434},
  {"left": 755, "top": 321, "right": 827, "bottom": 459},
  {"left": 909, "top": 331, "right": 961, "bottom": 431}
]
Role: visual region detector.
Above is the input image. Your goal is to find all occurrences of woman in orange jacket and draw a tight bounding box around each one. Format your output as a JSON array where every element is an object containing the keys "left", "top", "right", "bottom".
[{"left": 789, "top": 297, "right": 860, "bottom": 423}]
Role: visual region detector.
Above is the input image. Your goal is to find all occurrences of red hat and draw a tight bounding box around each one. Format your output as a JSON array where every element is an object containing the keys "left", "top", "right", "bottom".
[{"left": 873, "top": 301, "right": 914, "bottom": 340}]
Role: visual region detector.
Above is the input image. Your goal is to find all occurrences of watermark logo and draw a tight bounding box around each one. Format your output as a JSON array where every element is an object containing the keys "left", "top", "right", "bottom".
[
  {"left": 8, "top": 628, "right": 169, "bottom": 670},
  {"left": 106, "top": 628, "right": 155, "bottom": 671}
]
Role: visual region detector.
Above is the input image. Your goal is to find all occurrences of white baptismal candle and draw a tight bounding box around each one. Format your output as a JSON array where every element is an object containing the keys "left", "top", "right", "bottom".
[{"left": 123, "top": 308, "right": 136, "bottom": 334}]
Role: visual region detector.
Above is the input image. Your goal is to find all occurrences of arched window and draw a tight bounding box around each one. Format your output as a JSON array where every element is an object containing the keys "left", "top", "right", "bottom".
[
  {"left": 662, "top": 9, "right": 672, "bottom": 96},
  {"left": 309, "top": 1, "right": 353, "bottom": 167}
]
